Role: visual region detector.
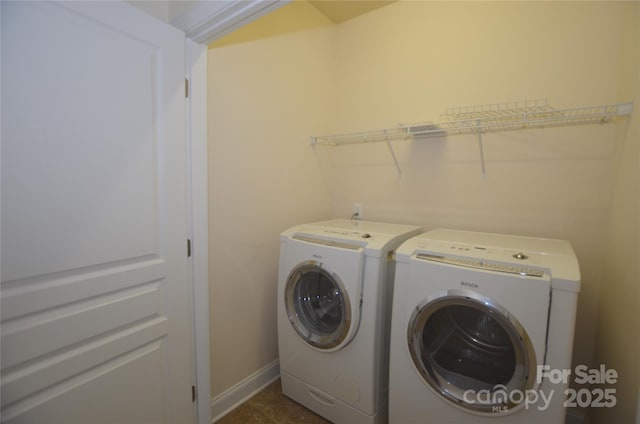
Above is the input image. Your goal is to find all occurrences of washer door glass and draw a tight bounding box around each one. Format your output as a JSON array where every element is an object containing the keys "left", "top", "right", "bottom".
[
  {"left": 407, "top": 291, "right": 537, "bottom": 414},
  {"left": 285, "top": 261, "right": 351, "bottom": 350}
]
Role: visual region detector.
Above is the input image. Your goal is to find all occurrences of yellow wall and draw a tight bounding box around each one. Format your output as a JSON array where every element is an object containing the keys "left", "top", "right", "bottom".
[
  {"left": 593, "top": 4, "right": 640, "bottom": 423},
  {"left": 321, "top": 1, "right": 635, "bottom": 385},
  {"left": 208, "top": 1, "right": 333, "bottom": 48},
  {"left": 207, "top": 18, "right": 334, "bottom": 397},
  {"left": 207, "top": 2, "right": 639, "bottom": 418}
]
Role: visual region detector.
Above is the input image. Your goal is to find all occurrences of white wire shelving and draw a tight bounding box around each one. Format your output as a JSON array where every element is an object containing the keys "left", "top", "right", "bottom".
[{"left": 310, "top": 100, "right": 634, "bottom": 177}]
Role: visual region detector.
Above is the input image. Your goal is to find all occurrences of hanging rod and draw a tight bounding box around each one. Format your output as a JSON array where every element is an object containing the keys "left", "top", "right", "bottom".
[{"left": 310, "top": 101, "right": 634, "bottom": 146}]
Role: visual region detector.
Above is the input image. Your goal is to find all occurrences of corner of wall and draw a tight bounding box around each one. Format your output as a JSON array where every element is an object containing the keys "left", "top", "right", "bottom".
[
  {"left": 592, "top": 4, "right": 640, "bottom": 422},
  {"left": 207, "top": 22, "right": 334, "bottom": 399}
]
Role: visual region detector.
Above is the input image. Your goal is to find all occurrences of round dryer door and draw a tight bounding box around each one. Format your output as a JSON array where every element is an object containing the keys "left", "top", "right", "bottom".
[
  {"left": 285, "top": 261, "right": 352, "bottom": 350},
  {"left": 407, "top": 290, "right": 537, "bottom": 414}
]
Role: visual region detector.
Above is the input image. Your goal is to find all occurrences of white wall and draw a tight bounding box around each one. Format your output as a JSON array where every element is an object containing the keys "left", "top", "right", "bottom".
[{"left": 207, "top": 24, "right": 333, "bottom": 397}]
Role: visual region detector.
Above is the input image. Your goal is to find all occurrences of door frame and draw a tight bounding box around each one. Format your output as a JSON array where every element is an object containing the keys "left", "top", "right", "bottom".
[
  {"left": 170, "top": 0, "right": 290, "bottom": 45},
  {"left": 186, "top": 39, "right": 211, "bottom": 424},
  {"left": 181, "top": 2, "right": 290, "bottom": 423}
]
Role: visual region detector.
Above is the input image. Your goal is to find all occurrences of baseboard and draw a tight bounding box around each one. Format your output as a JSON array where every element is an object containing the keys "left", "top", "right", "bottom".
[{"left": 210, "top": 360, "right": 280, "bottom": 423}]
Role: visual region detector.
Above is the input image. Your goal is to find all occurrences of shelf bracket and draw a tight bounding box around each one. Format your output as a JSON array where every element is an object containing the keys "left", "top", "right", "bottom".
[
  {"left": 384, "top": 130, "right": 402, "bottom": 176},
  {"left": 476, "top": 125, "right": 488, "bottom": 180}
]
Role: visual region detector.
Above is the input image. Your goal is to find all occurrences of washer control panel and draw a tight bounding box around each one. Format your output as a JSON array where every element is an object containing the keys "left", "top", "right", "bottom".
[
  {"left": 416, "top": 252, "right": 545, "bottom": 278},
  {"left": 320, "top": 229, "right": 373, "bottom": 239}
]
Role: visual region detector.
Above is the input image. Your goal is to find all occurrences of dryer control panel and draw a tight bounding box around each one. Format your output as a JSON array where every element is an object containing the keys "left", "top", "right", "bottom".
[
  {"left": 320, "top": 229, "right": 373, "bottom": 239},
  {"left": 416, "top": 252, "right": 545, "bottom": 277}
]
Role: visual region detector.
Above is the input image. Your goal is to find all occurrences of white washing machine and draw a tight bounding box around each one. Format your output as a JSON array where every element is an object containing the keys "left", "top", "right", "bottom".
[
  {"left": 277, "top": 219, "right": 422, "bottom": 424},
  {"left": 389, "top": 229, "right": 580, "bottom": 423}
]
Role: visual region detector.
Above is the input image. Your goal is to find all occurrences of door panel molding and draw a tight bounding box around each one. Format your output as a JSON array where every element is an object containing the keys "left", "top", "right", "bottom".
[{"left": 1, "top": 2, "right": 193, "bottom": 422}]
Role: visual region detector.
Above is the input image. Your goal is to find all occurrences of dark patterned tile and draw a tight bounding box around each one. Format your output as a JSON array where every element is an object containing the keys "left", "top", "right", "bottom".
[
  {"left": 216, "top": 379, "right": 331, "bottom": 424},
  {"left": 216, "top": 403, "right": 276, "bottom": 424}
]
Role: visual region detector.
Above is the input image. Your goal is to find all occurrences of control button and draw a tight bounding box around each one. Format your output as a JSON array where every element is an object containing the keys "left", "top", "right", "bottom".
[{"left": 513, "top": 252, "right": 528, "bottom": 260}]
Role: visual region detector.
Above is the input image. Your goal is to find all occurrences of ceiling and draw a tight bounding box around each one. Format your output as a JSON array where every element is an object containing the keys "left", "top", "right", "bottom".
[
  {"left": 308, "top": 0, "right": 396, "bottom": 24},
  {"left": 208, "top": 0, "right": 396, "bottom": 48}
]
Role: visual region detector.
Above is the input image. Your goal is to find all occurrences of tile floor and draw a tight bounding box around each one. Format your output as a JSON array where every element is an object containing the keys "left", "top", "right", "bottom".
[{"left": 216, "top": 378, "right": 331, "bottom": 424}]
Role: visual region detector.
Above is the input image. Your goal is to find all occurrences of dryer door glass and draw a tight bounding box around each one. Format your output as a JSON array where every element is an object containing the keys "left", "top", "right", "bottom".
[
  {"left": 285, "top": 262, "right": 351, "bottom": 350},
  {"left": 407, "top": 291, "right": 537, "bottom": 414}
]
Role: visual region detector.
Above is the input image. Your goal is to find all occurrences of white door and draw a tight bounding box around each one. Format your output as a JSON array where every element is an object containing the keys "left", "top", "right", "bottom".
[{"left": 1, "top": 2, "right": 194, "bottom": 423}]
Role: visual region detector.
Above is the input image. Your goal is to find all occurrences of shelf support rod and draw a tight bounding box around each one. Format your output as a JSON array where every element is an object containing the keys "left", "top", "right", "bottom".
[
  {"left": 476, "top": 124, "right": 488, "bottom": 180},
  {"left": 384, "top": 130, "right": 402, "bottom": 176}
]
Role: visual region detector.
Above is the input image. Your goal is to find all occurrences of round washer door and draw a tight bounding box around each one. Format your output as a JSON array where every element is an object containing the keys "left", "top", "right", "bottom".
[
  {"left": 285, "top": 261, "right": 352, "bottom": 350},
  {"left": 407, "top": 290, "right": 537, "bottom": 414}
]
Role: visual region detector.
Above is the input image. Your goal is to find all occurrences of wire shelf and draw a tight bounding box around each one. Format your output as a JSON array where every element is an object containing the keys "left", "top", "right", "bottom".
[
  {"left": 440, "top": 98, "right": 554, "bottom": 121},
  {"left": 310, "top": 100, "right": 633, "bottom": 177},
  {"left": 311, "top": 101, "right": 633, "bottom": 145}
]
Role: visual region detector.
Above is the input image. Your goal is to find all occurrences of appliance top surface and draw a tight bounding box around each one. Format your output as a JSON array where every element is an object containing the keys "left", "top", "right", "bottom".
[
  {"left": 399, "top": 228, "right": 580, "bottom": 289},
  {"left": 420, "top": 228, "right": 576, "bottom": 256},
  {"left": 283, "top": 219, "right": 422, "bottom": 252}
]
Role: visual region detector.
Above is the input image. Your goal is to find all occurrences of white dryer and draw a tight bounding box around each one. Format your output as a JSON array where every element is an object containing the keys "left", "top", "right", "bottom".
[
  {"left": 389, "top": 229, "right": 580, "bottom": 423},
  {"left": 277, "top": 219, "right": 422, "bottom": 424}
]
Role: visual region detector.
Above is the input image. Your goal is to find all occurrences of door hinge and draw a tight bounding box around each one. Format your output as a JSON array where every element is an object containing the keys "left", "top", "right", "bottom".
[
  {"left": 187, "top": 239, "right": 192, "bottom": 258},
  {"left": 185, "top": 78, "right": 189, "bottom": 98},
  {"left": 192, "top": 385, "right": 196, "bottom": 402}
]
